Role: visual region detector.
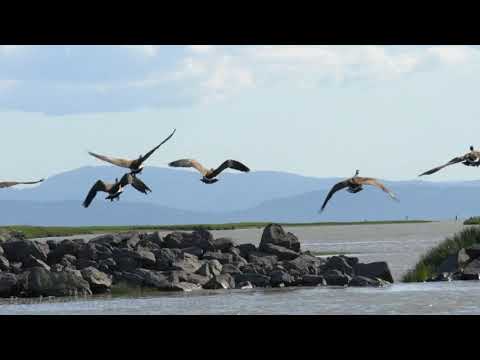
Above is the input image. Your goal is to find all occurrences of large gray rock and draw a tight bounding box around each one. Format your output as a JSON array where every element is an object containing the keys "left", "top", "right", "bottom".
[
  {"left": 353, "top": 262, "right": 394, "bottom": 283},
  {"left": 221, "top": 263, "right": 242, "bottom": 276},
  {"left": 324, "top": 273, "right": 351, "bottom": 286},
  {"left": 140, "top": 269, "right": 178, "bottom": 290},
  {"left": 349, "top": 275, "right": 389, "bottom": 287},
  {"left": 0, "top": 273, "right": 18, "bottom": 297},
  {"left": 144, "top": 231, "right": 164, "bottom": 248},
  {"left": 47, "top": 239, "right": 84, "bottom": 264},
  {"left": 465, "top": 244, "right": 480, "bottom": 260},
  {"left": 154, "top": 248, "right": 183, "bottom": 270},
  {"left": 76, "top": 258, "right": 98, "bottom": 270},
  {"left": 463, "top": 258, "right": 480, "bottom": 277},
  {"left": 80, "top": 267, "right": 112, "bottom": 294},
  {"left": 59, "top": 254, "right": 77, "bottom": 268},
  {"left": 234, "top": 273, "right": 271, "bottom": 287},
  {"left": 196, "top": 260, "right": 222, "bottom": 278},
  {"left": 122, "top": 233, "right": 141, "bottom": 249},
  {"left": 171, "top": 282, "right": 202, "bottom": 292},
  {"left": 19, "top": 267, "right": 92, "bottom": 297},
  {"left": 322, "top": 256, "right": 354, "bottom": 276},
  {"left": 212, "top": 238, "right": 236, "bottom": 252},
  {"left": 202, "top": 251, "right": 233, "bottom": 265},
  {"left": 237, "top": 244, "right": 257, "bottom": 259},
  {"left": 0, "top": 255, "right": 10, "bottom": 271},
  {"left": 78, "top": 242, "right": 113, "bottom": 262},
  {"left": 3, "top": 240, "right": 49, "bottom": 263},
  {"left": 182, "top": 246, "right": 204, "bottom": 258},
  {"left": 261, "top": 243, "right": 299, "bottom": 261},
  {"left": 259, "top": 224, "right": 301, "bottom": 252},
  {"left": 170, "top": 253, "right": 203, "bottom": 273},
  {"left": 270, "top": 270, "right": 295, "bottom": 287},
  {"left": 164, "top": 230, "right": 215, "bottom": 251},
  {"left": 22, "top": 255, "right": 51, "bottom": 272},
  {"left": 169, "top": 270, "right": 210, "bottom": 286},
  {"left": 284, "top": 254, "right": 325, "bottom": 275},
  {"left": 300, "top": 275, "right": 326, "bottom": 286},
  {"left": 135, "top": 249, "right": 156, "bottom": 269},
  {"left": 98, "top": 258, "right": 117, "bottom": 274},
  {"left": 203, "top": 274, "right": 235, "bottom": 290}
]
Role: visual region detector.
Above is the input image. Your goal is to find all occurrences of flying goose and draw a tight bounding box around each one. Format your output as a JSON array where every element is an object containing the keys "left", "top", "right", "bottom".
[
  {"left": 168, "top": 159, "right": 250, "bottom": 184},
  {"left": 0, "top": 178, "right": 44, "bottom": 188},
  {"left": 82, "top": 173, "right": 151, "bottom": 208},
  {"left": 419, "top": 146, "right": 480, "bottom": 176},
  {"left": 88, "top": 128, "right": 176, "bottom": 175},
  {"left": 320, "top": 170, "right": 398, "bottom": 212}
]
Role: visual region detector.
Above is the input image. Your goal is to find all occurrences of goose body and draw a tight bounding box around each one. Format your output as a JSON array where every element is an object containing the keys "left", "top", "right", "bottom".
[
  {"left": 320, "top": 170, "right": 398, "bottom": 212},
  {"left": 419, "top": 146, "right": 480, "bottom": 176},
  {"left": 0, "top": 179, "right": 44, "bottom": 188},
  {"left": 168, "top": 159, "right": 250, "bottom": 184},
  {"left": 88, "top": 129, "right": 176, "bottom": 175},
  {"left": 82, "top": 173, "right": 151, "bottom": 208}
]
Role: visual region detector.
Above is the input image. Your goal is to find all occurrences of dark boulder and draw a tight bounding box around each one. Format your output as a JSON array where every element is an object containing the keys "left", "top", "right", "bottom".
[
  {"left": 465, "top": 244, "right": 480, "bottom": 260},
  {"left": 261, "top": 243, "right": 299, "bottom": 261},
  {"left": 153, "top": 248, "right": 182, "bottom": 270},
  {"left": 322, "top": 256, "right": 354, "bottom": 276},
  {"left": 212, "top": 238, "right": 236, "bottom": 252},
  {"left": 164, "top": 230, "right": 215, "bottom": 251},
  {"left": 196, "top": 260, "right": 222, "bottom": 278},
  {"left": 76, "top": 258, "right": 98, "bottom": 270},
  {"left": 22, "top": 255, "right": 51, "bottom": 272},
  {"left": 3, "top": 240, "right": 49, "bottom": 263},
  {"left": 47, "top": 239, "right": 83, "bottom": 264},
  {"left": 462, "top": 258, "right": 480, "bottom": 278},
  {"left": 182, "top": 246, "right": 204, "bottom": 258},
  {"left": 98, "top": 258, "right": 117, "bottom": 274},
  {"left": 300, "top": 275, "right": 327, "bottom": 286},
  {"left": 90, "top": 234, "right": 123, "bottom": 246},
  {"left": 170, "top": 253, "right": 203, "bottom": 273},
  {"left": 59, "top": 254, "right": 77, "bottom": 268},
  {"left": 349, "top": 275, "right": 389, "bottom": 287},
  {"left": 19, "top": 267, "right": 92, "bottom": 297},
  {"left": 46, "top": 240, "right": 58, "bottom": 251},
  {"left": 140, "top": 269, "right": 178, "bottom": 290},
  {"left": 169, "top": 270, "right": 210, "bottom": 286},
  {"left": 135, "top": 249, "right": 156, "bottom": 269},
  {"left": 113, "top": 271, "right": 145, "bottom": 287},
  {"left": 121, "top": 233, "right": 141, "bottom": 249},
  {"left": 203, "top": 274, "right": 235, "bottom": 290},
  {"left": 324, "top": 273, "right": 351, "bottom": 286},
  {"left": 353, "top": 262, "right": 394, "bottom": 283},
  {"left": 259, "top": 224, "right": 301, "bottom": 252},
  {"left": 270, "top": 270, "right": 295, "bottom": 287},
  {"left": 284, "top": 254, "right": 325, "bottom": 275},
  {"left": 0, "top": 273, "right": 18, "bottom": 297},
  {"left": 0, "top": 255, "right": 10, "bottom": 271},
  {"left": 237, "top": 243, "right": 257, "bottom": 259},
  {"left": 234, "top": 273, "right": 271, "bottom": 287},
  {"left": 202, "top": 251, "right": 233, "bottom": 265},
  {"left": 437, "top": 254, "right": 459, "bottom": 274},
  {"left": 9, "top": 262, "right": 23, "bottom": 274},
  {"left": 461, "top": 273, "right": 480, "bottom": 280},
  {"left": 80, "top": 267, "right": 112, "bottom": 294},
  {"left": 78, "top": 242, "right": 113, "bottom": 262},
  {"left": 171, "top": 282, "right": 202, "bottom": 292},
  {"left": 221, "top": 263, "right": 242, "bottom": 276},
  {"left": 144, "top": 231, "right": 164, "bottom": 248}
]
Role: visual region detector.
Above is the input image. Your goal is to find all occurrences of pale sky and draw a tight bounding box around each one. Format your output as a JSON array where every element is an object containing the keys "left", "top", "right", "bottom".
[{"left": 2, "top": 45, "right": 480, "bottom": 182}]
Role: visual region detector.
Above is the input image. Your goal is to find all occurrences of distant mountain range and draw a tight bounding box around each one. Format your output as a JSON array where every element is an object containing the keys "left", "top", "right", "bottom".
[{"left": 0, "top": 166, "right": 479, "bottom": 226}]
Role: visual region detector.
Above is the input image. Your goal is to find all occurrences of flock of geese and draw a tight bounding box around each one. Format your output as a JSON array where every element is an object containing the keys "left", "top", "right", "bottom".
[{"left": 2, "top": 129, "right": 480, "bottom": 213}]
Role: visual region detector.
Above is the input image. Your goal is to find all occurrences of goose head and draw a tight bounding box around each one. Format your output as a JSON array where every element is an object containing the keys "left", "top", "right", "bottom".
[
  {"left": 470, "top": 146, "right": 474, "bottom": 152},
  {"left": 354, "top": 169, "right": 360, "bottom": 177}
]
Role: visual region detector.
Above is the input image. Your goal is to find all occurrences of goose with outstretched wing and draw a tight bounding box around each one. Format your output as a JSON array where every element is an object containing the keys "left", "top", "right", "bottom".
[
  {"left": 88, "top": 129, "right": 176, "bottom": 175},
  {"left": 320, "top": 170, "right": 398, "bottom": 212},
  {"left": 419, "top": 146, "right": 480, "bottom": 176},
  {"left": 168, "top": 159, "right": 250, "bottom": 184},
  {"left": 82, "top": 173, "right": 151, "bottom": 208},
  {"left": 0, "top": 178, "right": 44, "bottom": 188}
]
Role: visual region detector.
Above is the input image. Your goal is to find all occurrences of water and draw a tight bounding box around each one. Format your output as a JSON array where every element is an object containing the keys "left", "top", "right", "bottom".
[{"left": 9, "top": 220, "right": 476, "bottom": 315}]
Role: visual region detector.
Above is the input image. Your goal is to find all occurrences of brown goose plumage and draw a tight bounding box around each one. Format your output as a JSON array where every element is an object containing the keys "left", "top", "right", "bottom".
[
  {"left": 82, "top": 173, "right": 151, "bottom": 208},
  {"left": 168, "top": 159, "right": 250, "bottom": 184},
  {"left": 320, "top": 170, "right": 398, "bottom": 212},
  {"left": 0, "top": 178, "right": 44, "bottom": 188},
  {"left": 88, "top": 129, "right": 176, "bottom": 175},
  {"left": 419, "top": 146, "right": 480, "bottom": 176}
]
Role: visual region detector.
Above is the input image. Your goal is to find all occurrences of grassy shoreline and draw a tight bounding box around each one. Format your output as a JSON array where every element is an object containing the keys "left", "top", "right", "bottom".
[{"left": 0, "top": 220, "right": 432, "bottom": 239}]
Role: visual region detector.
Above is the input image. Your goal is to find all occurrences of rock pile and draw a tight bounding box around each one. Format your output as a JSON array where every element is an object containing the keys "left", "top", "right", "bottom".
[
  {"left": 428, "top": 244, "right": 480, "bottom": 282},
  {"left": 0, "top": 224, "right": 394, "bottom": 298}
]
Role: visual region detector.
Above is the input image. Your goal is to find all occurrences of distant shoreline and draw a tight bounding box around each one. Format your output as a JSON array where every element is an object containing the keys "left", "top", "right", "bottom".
[{"left": 1, "top": 220, "right": 433, "bottom": 240}]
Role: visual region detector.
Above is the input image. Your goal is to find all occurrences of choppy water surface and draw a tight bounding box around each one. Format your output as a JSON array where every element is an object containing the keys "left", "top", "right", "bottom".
[{"left": 12, "top": 220, "right": 477, "bottom": 315}]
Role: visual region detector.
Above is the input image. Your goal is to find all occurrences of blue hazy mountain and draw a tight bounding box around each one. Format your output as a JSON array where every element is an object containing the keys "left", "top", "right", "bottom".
[{"left": 0, "top": 166, "right": 479, "bottom": 225}]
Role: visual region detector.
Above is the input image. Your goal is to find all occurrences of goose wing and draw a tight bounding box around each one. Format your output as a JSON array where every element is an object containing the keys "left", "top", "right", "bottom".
[
  {"left": 138, "top": 129, "right": 176, "bottom": 164},
  {"left": 88, "top": 152, "right": 133, "bottom": 169},
  {"left": 320, "top": 180, "right": 350, "bottom": 212},
  {"left": 359, "top": 177, "right": 399, "bottom": 201},
  {"left": 0, "top": 178, "right": 44, "bottom": 188},
  {"left": 419, "top": 156, "right": 467, "bottom": 176},
  {"left": 82, "top": 180, "right": 109, "bottom": 208},
  {"left": 168, "top": 159, "right": 209, "bottom": 176},
  {"left": 206, "top": 160, "right": 250, "bottom": 179},
  {"left": 119, "top": 173, "right": 152, "bottom": 194}
]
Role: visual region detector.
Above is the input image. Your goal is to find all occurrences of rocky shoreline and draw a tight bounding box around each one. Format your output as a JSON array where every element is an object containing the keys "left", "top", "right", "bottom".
[
  {"left": 427, "top": 244, "right": 480, "bottom": 282},
  {"left": 0, "top": 224, "right": 394, "bottom": 298}
]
